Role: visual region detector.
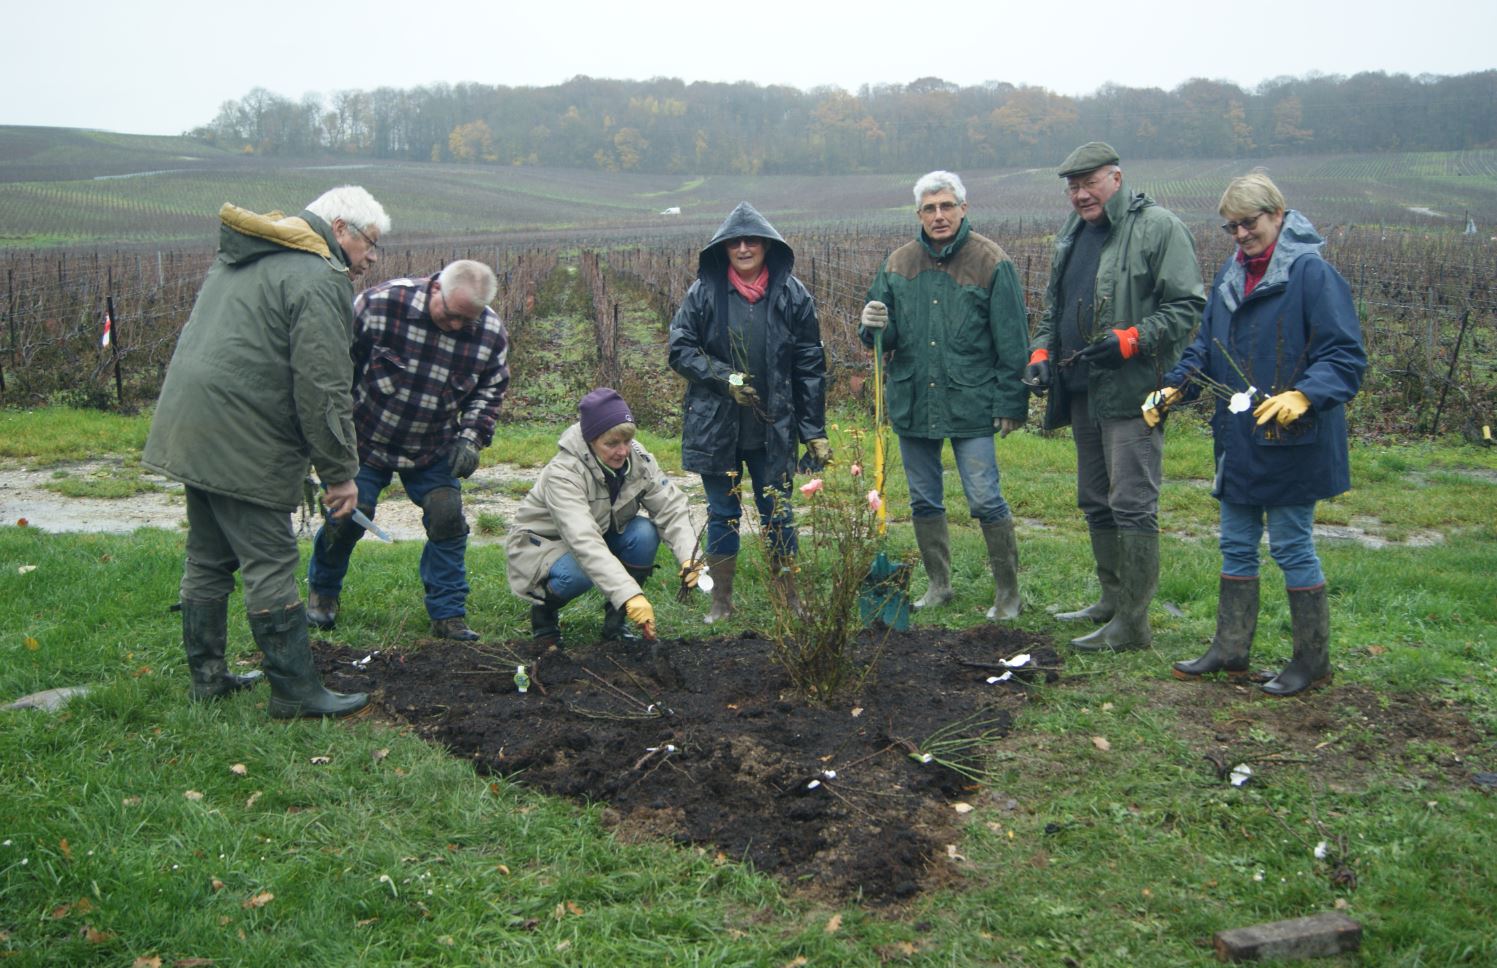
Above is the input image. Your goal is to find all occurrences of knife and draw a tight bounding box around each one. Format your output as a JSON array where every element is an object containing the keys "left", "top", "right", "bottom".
[{"left": 351, "top": 507, "right": 393, "bottom": 543}]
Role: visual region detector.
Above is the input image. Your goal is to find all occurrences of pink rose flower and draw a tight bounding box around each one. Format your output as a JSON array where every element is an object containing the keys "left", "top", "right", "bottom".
[
  {"left": 849, "top": 462, "right": 862, "bottom": 477},
  {"left": 800, "top": 478, "right": 825, "bottom": 496},
  {"left": 867, "top": 489, "right": 882, "bottom": 512}
]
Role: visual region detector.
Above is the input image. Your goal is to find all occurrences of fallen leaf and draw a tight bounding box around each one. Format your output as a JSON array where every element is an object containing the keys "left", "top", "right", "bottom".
[
  {"left": 496, "top": 864, "right": 510, "bottom": 875},
  {"left": 183, "top": 790, "right": 204, "bottom": 802},
  {"left": 133, "top": 666, "right": 153, "bottom": 678},
  {"left": 945, "top": 844, "right": 966, "bottom": 862},
  {"left": 372, "top": 748, "right": 390, "bottom": 763},
  {"left": 51, "top": 903, "right": 74, "bottom": 920},
  {"left": 74, "top": 897, "right": 93, "bottom": 914},
  {"left": 783, "top": 957, "right": 810, "bottom": 967},
  {"left": 1101, "top": 702, "right": 1114, "bottom": 712},
  {"left": 1367, "top": 644, "right": 1388, "bottom": 656},
  {"left": 16, "top": 518, "right": 28, "bottom": 527},
  {"left": 309, "top": 756, "right": 331, "bottom": 765},
  {"left": 229, "top": 764, "right": 248, "bottom": 777},
  {"left": 17, "top": 565, "right": 37, "bottom": 575},
  {"left": 242, "top": 892, "right": 274, "bottom": 910},
  {"left": 244, "top": 791, "right": 262, "bottom": 809},
  {"left": 437, "top": 936, "right": 455, "bottom": 947},
  {"left": 824, "top": 913, "right": 842, "bottom": 933},
  {"left": 850, "top": 707, "right": 863, "bottom": 718},
  {"left": 217, "top": 916, "right": 231, "bottom": 927},
  {"left": 131, "top": 957, "right": 162, "bottom": 968},
  {"left": 210, "top": 878, "right": 225, "bottom": 892},
  {"left": 83, "top": 926, "right": 115, "bottom": 944},
  {"left": 59, "top": 838, "right": 72, "bottom": 861},
  {"left": 24, "top": 637, "right": 39, "bottom": 652},
  {"left": 122, "top": 796, "right": 141, "bottom": 807},
  {"left": 174, "top": 959, "right": 216, "bottom": 967},
  {"left": 953, "top": 802, "right": 974, "bottom": 814},
  {"left": 565, "top": 900, "right": 584, "bottom": 916},
  {"left": 555, "top": 940, "right": 571, "bottom": 952},
  {"left": 881, "top": 941, "right": 919, "bottom": 957},
  {"left": 1091, "top": 736, "right": 1111, "bottom": 752},
  {"left": 356, "top": 918, "right": 379, "bottom": 927}
]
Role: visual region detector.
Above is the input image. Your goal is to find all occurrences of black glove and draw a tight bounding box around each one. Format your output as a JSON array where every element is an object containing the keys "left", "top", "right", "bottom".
[
  {"left": 1073, "top": 333, "right": 1122, "bottom": 369},
  {"left": 448, "top": 440, "right": 481, "bottom": 479},
  {"left": 1022, "top": 360, "right": 1052, "bottom": 395}
]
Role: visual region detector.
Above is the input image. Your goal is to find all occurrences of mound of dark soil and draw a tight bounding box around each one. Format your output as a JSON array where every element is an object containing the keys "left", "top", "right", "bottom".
[{"left": 320, "top": 624, "right": 1059, "bottom": 901}]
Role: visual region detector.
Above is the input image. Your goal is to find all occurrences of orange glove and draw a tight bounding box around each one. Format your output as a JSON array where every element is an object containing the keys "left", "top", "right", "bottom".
[{"left": 1253, "top": 389, "right": 1311, "bottom": 428}]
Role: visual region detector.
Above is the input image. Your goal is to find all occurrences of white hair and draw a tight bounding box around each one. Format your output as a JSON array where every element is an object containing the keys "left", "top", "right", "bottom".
[
  {"left": 438, "top": 260, "right": 499, "bottom": 306},
  {"left": 913, "top": 170, "right": 967, "bottom": 205},
  {"left": 304, "top": 185, "right": 391, "bottom": 234}
]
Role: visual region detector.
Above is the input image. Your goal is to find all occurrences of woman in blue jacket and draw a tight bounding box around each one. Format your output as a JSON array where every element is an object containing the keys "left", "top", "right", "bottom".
[{"left": 1143, "top": 172, "right": 1366, "bottom": 696}]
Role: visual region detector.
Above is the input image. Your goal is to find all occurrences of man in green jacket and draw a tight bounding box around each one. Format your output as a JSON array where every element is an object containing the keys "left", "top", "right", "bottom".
[
  {"left": 859, "top": 171, "right": 1029, "bottom": 621},
  {"left": 1025, "top": 143, "right": 1205, "bottom": 652},
  {"left": 143, "top": 186, "right": 389, "bottom": 718}
]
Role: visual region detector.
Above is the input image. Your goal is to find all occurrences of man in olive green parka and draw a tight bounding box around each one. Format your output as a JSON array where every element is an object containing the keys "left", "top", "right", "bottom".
[{"left": 143, "top": 185, "right": 389, "bottom": 718}]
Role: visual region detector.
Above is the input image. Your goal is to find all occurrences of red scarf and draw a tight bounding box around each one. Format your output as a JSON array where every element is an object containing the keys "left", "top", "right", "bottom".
[
  {"left": 1240, "top": 242, "right": 1276, "bottom": 295},
  {"left": 728, "top": 266, "right": 769, "bottom": 304}
]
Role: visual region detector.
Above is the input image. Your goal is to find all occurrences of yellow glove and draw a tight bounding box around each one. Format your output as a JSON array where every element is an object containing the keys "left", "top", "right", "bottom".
[
  {"left": 1142, "top": 386, "right": 1181, "bottom": 429},
  {"left": 1253, "top": 389, "right": 1311, "bottom": 428},
  {"left": 806, "top": 438, "right": 832, "bottom": 464},
  {"left": 624, "top": 595, "right": 656, "bottom": 639},
  {"left": 728, "top": 383, "right": 760, "bottom": 408},
  {"left": 678, "top": 559, "right": 703, "bottom": 590}
]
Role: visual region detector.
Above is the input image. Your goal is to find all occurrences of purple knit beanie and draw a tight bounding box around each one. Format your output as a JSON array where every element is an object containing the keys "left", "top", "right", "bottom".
[{"left": 578, "top": 388, "right": 634, "bottom": 441}]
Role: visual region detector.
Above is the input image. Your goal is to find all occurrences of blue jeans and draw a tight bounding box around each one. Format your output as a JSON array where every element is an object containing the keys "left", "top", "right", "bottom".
[
  {"left": 545, "top": 515, "right": 661, "bottom": 604},
  {"left": 1219, "top": 501, "right": 1324, "bottom": 589},
  {"left": 700, "top": 449, "right": 796, "bottom": 559},
  {"left": 307, "top": 458, "right": 470, "bottom": 619},
  {"left": 898, "top": 434, "right": 1010, "bottom": 523}
]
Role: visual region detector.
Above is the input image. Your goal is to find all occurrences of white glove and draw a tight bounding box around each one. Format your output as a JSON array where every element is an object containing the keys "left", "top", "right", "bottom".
[{"left": 860, "top": 301, "right": 888, "bottom": 330}]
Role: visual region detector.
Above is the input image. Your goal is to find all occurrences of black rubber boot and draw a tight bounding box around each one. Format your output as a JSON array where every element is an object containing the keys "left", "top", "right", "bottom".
[
  {"left": 1173, "top": 576, "right": 1258, "bottom": 680},
  {"left": 911, "top": 516, "right": 954, "bottom": 610},
  {"left": 703, "top": 553, "right": 737, "bottom": 625},
  {"left": 1057, "top": 528, "right": 1121, "bottom": 623},
  {"left": 603, "top": 564, "right": 654, "bottom": 640},
  {"left": 1262, "top": 584, "right": 1333, "bottom": 697},
  {"left": 981, "top": 517, "right": 1021, "bottom": 621},
  {"left": 306, "top": 590, "right": 340, "bottom": 631},
  {"left": 182, "top": 598, "right": 263, "bottom": 701},
  {"left": 251, "top": 603, "right": 369, "bottom": 719},
  {"left": 1071, "top": 531, "right": 1157, "bottom": 653},
  {"left": 530, "top": 591, "right": 566, "bottom": 647}
]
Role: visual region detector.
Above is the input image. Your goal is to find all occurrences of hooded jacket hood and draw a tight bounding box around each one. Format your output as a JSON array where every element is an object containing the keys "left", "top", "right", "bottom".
[
  {"left": 1217, "top": 209, "right": 1324, "bottom": 312},
  {"left": 697, "top": 202, "right": 794, "bottom": 282},
  {"left": 217, "top": 203, "right": 350, "bottom": 274}
]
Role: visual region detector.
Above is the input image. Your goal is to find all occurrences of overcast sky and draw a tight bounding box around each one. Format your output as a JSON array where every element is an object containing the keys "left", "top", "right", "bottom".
[{"left": 9, "top": 0, "right": 1494, "bottom": 136}]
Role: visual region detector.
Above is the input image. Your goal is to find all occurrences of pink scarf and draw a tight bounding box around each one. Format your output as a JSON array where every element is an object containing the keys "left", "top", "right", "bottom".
[{"left": 728, "top": 266, "right": 769, "bottom": 303}]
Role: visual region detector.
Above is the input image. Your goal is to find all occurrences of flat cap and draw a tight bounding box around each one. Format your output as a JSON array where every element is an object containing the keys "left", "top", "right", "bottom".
[{"left": 1058, "top": 141, "right": 1120, "bottom": 178}]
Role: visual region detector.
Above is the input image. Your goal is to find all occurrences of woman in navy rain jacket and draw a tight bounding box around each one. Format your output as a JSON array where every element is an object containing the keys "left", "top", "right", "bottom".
[{"left": 1143, "top": 172, "right": 1366, "bottom": 696}]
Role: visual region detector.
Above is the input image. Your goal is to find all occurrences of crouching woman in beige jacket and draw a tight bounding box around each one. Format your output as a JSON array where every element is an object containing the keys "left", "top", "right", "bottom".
[{"left": 507, "top": 388, "right": 703, "bottom": 644}]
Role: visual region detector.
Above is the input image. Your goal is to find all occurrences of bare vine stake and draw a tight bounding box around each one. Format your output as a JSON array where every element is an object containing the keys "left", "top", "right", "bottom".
[
  {"left": 106, "top": 268, "right": 123, "bottom": 406},
  {"left": 1430, "top": 308, "right": 1472, "bottom": 437}
]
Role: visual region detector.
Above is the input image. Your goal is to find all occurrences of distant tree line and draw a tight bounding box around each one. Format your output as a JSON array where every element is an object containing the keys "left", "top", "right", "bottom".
[{"left": 189, "top": 71, "right": 1497, "bottom": 173}]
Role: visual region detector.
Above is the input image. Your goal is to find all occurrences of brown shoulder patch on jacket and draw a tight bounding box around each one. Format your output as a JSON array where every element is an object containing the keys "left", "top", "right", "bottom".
[{"left": 883, "top": 232, "right": 1010, "bottom": 289}]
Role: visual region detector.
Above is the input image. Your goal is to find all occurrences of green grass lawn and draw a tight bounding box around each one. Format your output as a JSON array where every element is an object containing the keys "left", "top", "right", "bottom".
[{"left": 3, "top": 409, "right": 1496, "bottom": 965}]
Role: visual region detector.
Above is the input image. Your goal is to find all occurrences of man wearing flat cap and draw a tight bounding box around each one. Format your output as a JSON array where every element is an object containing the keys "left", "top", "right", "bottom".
[{"left": 1026, "top": 142, "right": 1205, "bottom": 653}]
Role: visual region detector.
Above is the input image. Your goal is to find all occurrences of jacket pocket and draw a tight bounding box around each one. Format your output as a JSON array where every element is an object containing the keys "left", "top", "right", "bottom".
[{"left": 366, "top": 347, "right": 407, "bottom": 399}]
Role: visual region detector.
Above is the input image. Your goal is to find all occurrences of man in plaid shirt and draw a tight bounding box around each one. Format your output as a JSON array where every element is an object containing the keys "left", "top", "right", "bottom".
[{"left": 306, "top": 259, "right": 510, "bottom": 640}]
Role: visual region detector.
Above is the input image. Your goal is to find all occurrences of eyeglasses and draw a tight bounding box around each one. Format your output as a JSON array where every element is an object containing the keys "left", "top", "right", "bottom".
[
  {"left": 354, "top": 225, "right": 380, "bottom": 251},
  {"left": 726, "top": 237, "right": 764, "bottom": 249},
  {"left": 1064, "top": 171, "right": 1114, "bottom": 197},
  {"left": 918, "top": 200, "right": 962, "bottom": 217},
  {"left": 1220, "top": 213, "right": 1267, "bottom": 235}
]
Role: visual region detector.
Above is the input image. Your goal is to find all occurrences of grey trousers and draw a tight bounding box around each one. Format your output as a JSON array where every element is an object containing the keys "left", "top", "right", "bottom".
[
  {"left": 181, "top": 486, "right": 300, "bottom": 612},
  {"left": 1070, "top": 392, "right": 1163, "bottom": 534}
]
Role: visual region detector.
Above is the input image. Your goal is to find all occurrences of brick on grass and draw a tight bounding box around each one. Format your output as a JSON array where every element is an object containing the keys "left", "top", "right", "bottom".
[{"left": 1213, "top": 912, "right": 1362, "bottom": 962}]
